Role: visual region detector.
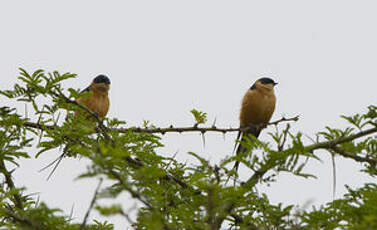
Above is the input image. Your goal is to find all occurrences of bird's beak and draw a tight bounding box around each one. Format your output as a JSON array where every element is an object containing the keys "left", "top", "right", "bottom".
[{"left": 273, "top": 82, "right": 278, "bottom": 86}]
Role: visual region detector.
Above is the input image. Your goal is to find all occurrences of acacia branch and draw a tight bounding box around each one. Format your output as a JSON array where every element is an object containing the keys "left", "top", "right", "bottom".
[
  {"left": 20, "top": 115, "right": 298, "bottom": 196},
  {"left": 53, "top": 90, "right": 112, "bottom": 142},
  {"left": 118, "top": 116, "right": 299, "bottom": 134},
  {"left": 305, "top": 127, "right": 377, "bottom": 152},
  {"left": 216, "top": 126, "right": 377, "bottom": 228},
  {"left": 0, "top": 160, "right": 23, "bottom": 210},
  {"left": 109, "top": 170, "right": 153, "bottom": 209},
  {"left": 79, "top": 178, "right": 103, "bottom": 230},
  {"left": 244, "top": 126, "right": 377, "bottom": 188},
  {"left": 53, "top": 90, "right": 103, "bottom": 126},
  {"left": 21, "top": 116, "right": 299, "bottom": 135},
  {"left": 110, "top": 169, "right": 173, "bottom": 230},
  {"left": 330, "top": 146, "right": 377, "bottom": 164},
  {"left": 0, "top": 207, "right": 35, "bottom": 228}
]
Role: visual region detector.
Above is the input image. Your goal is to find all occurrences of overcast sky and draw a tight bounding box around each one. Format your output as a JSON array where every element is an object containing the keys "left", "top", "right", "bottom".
[{"left": 1, "top": 0, "right": 376, "bottom": 229}]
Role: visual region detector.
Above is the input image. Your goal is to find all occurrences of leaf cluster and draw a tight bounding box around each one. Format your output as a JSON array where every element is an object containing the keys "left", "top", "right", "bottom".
[{"left": 0, "top": 69, "right": 376, "bottom": 229}]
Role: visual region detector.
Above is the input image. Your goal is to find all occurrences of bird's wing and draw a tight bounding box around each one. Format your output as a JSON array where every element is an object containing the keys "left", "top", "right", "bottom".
[{"left": 80, "top": 86, "right": 91, "bottom": 93}]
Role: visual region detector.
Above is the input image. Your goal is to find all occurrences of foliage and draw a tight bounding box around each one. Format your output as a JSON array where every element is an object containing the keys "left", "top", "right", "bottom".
[
  {"left": 0, "top": 69, "right": 376, "bottom": 229},
  {"left": 190, "top": 109, "right": 208, "bottom": 125}
]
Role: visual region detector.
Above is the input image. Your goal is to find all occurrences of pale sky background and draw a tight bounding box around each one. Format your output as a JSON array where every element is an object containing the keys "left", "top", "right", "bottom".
[{"left": 1, "top": 0, "right": 376, "bottom": 229}]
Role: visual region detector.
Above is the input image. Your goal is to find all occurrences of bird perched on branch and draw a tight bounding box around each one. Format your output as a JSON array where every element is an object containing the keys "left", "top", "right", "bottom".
[
  {"left": 75, "top": 74, "right": 111, "bottom": 119},
  {"left": 41, "top": 74, "right": 111, "bottom": 179},
  {"left": 233, "top": 77, "right": 277, "bottom": 173}
]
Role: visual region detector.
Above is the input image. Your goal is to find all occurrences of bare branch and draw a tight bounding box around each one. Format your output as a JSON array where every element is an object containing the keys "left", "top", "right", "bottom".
[
  {"left": 118, "top": 116, "right": 299, "bottom": 134},
  {"left": 79, "top": 178, "right": 103, "bottom": 230},
  {"left": 21, "top": 115, "right": 299, "bottom": 135},
  {"left": 278, "top": 123, "right": 291, "bottom": 151}
]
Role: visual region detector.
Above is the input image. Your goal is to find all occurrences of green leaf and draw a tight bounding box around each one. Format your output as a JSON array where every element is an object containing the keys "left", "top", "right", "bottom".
[{"left": 190, "top": 109, "right": 207, "bottom": 125}]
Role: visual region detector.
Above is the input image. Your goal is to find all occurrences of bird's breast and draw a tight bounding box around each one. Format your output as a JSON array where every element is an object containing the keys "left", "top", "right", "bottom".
[
  {"left": 239, "top": 90, "right": 276, "bottom": 126},
  {"left": 77, "top": 94, "right": 109, "bottom": 118},
  {"left": 91, "top": 95, "right": 109, "bottom": 118}
]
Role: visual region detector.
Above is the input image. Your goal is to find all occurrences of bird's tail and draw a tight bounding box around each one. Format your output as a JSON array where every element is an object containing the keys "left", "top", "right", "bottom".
[{"left": 232, "top": 125, "right": 261, "bottom": 174}]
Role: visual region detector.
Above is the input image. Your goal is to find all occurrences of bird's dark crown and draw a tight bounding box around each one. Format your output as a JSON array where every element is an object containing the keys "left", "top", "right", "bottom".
[
  {"left": 250, "top": 77, "right": 277, "bottom": 90},
  {"left": 93, "top": 74, "right": 111, "bottom": 85},
  {"left": 258, "top": 77, "right": 277, "bottom": 85}
]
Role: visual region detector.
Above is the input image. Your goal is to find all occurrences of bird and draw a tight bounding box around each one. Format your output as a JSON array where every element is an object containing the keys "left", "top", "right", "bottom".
[
  {"left": 75, "top": 74, "right": 111, "bottom": 119},
  {"left": 40, "top": 74, "right": 111, "bottom": 179},
  {"left": 233, "top": 77, "right": 277, "bottom": 174}
]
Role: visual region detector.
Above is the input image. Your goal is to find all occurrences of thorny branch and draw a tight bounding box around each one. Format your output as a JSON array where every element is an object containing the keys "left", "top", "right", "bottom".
[
  {"left": 21, "top": 116, "right": 300, "bottom": 135},
  {"left": 6, "top": 89, "right": 377, "bottom": 229},
  {"left": 21, "top": 112, "right": 298, "bottom": 195},
  {"left": 244, "top": 126, "right": 377, "bottom": 188},
  {"left": 79, "top": 178, "right": 103, "bottom": 230},
  {"left": 278, "top": 124, "right": 291, "bottom": 151},
  {"left": 214, "top": 125, "right": 377, "bottom": 228},
  {"left": 108, "top": 169, "right": 173, "bottom": 230},
  {"left": 118, "top": 116, "right": 299, "bottom": 134}
]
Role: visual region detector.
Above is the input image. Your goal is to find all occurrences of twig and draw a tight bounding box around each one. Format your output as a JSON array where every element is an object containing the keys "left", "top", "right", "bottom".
[
  {"left": 0, "top": 207, "right": 35, "bottom": 227},
  {"left": 330, "top": 146, "right": 377, "bottom": 164},
  {"left": 305, "top": 127, "right": 377, "bottom": 152},
  {"left": 79, "top": 178, "right": 103, "bottom": 230},
  {"left": 0, "top": 160, "right": 23, "bottom": 210},
  {"left": 54, "top": 90, "right": 112, "bottom": 143},
  {"left": 109, "top": 170, "right": 153, "bottom": 209},
  {"left": 278, "top": 123, "right": 291, "bottom": 151},
  {"left": 120, "top": 209, "right": 135, "bottom": 226}
]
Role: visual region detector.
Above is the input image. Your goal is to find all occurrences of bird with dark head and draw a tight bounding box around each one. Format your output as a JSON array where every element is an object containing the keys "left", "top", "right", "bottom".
[
  {"left": 40, "top": 74, "right": 111, "bottom": 180},
  {"left": 233, "top": 77, "right": 277, "bottom": 174},
  {"left": 76, "top": 74, "right": 111, "bottom": 118}
]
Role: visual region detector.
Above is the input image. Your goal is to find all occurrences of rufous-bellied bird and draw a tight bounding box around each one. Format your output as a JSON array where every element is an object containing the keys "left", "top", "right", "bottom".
[
  {"left": 40, "top": 74, "right": 111, "bottom": 179},
  {"left": 233, "top": 77, "right": 277, "bottom": 173}
]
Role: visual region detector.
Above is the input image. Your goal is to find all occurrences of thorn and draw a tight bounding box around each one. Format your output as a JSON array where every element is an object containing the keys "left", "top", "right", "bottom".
[
  {"left": 331, "top": 154, "right": 337, "bottom": 200},
  {"left": 39, "top": 151, "right": 66, "bottom": 180},
  {"left": 35, "top": 195, "right": 40, "bottom": 208},
  {"left": 24, "top": 104, "right": 28, "bottom": 119},
  {"left": 201, "top": 133, "right": 206, "bottom": 149},
  {"left": 68, "top": 203, "right": 75, "bottom": 222},
  {"left": 54, "top": 112, "right": 61, "bottom": 126},
  {"left": 212, "top": 117, "right": 217, "bottom": 127}
]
